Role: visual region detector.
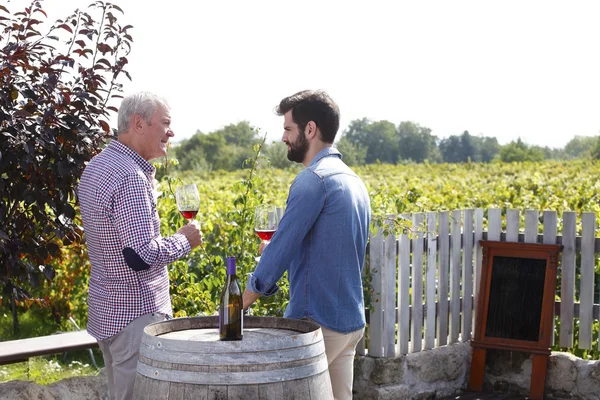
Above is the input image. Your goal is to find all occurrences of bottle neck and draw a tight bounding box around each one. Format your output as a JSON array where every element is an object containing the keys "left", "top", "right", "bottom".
[{"left": 226, "top": 257, "right": 236, "bottom": 275}]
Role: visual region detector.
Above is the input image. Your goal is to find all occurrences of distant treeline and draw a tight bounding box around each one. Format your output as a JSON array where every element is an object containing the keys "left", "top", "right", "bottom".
[{"left": 172, "top": 120, "right": 600, "bottom": 171}]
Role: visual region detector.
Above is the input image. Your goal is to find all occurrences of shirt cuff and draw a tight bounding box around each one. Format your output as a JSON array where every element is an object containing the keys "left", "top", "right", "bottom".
[
  {"left": 247, "top": 273, "right": 279, "bottom": 297},
  {"left": 173, "top": 233, "right": 192, "bottom": 255}
]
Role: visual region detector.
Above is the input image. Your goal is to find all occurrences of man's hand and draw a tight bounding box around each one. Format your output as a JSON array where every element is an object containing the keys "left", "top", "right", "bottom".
[
  {"left": 178, "top": 220, "right": 202, "bottom": 249},
  {"left": 243, "top": 288, "right": 261, "bottom": 310}
]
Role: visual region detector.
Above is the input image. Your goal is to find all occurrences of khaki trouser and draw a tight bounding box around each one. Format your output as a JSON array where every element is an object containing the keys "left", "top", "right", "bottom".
[
  {"left": 98, "top": 313, "right": 168, "bottom": 400},
  {"left": 321, "top": 325, "right": 365, "bottom": 400}
]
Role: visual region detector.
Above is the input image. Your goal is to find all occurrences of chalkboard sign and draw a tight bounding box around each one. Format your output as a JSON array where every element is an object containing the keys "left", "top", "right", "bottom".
[
  {"left": 469, "top": 240, "right": 562, "bottom": 400},
  {"left": 485, "top": 256, "right": 546, "bottom": 342}
]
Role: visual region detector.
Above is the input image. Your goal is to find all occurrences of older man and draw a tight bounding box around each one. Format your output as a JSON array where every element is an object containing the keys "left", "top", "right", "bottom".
[{"left": 78, "top": 92, "right": 202, "bottom": 400}]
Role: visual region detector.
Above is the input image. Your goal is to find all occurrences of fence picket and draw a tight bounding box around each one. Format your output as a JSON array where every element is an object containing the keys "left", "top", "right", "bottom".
[
  {"left": 473, "top": 209, "right": 484, "bottom": 326},
  {"left": 357, "top": 253, "right": 366, "bottom": 356},
  {"left": 579, "top": 213, "right": 595, "bottom": 350},
  {"left": 488, "top": 209, "right": 501, "bottom": 241},
  {"left": 398, "top": 214, "right": 411, "bottom": 355},
  {"left": 506, "top": 209, "right": 519, "bottom": 242},
  {"left": 560, "top": 212, "right": 576, "bottom": 348},
  {"left": 437, "top": 211, "right": 450, "bottom": 347},
  {"left": 449, "top": 210, "right": 461, "bottom": 344},
  {"left": 369, "top": 228, "right": 384, "bottom": 357},
  {"left": 462, "top": 210, "right": 474, "bottom": 340},
  {"left": 383, "top": 216, "right": 397, "bottom": 357},
  {"left": 425, "top": 213, "right": 437, "bottom": 349},
  {"left": 411, "top": 213, "right": 425, "bottom": 352},
  {"left": 543, "top": 210, "right": 558, "bottom": 347},
  {"left": 524, "top": 210, "right": 539, "bottom": 244}
]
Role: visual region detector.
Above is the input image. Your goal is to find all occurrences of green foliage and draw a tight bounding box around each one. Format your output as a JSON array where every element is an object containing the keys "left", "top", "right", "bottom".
[
  {"left": 0, "top": 0, "right": 133, "bottom": 332},
  {"left": 591, "top": 137, "right": 600, "bottom": 160},
  {"left": 564, "top": 135, "right": 599, "bottom": 159},
  {"left": 261, "top": 141, "right": 294, "bottom": 169},
  {"left": 344, "top": 118, "right": 399, "bottom": 164},
  {"left": 174, "top": 122, "right": 262, "bottom": 172},
  {"left": 0, "top": 354, "right": 102, "bottom": 384},
  {"left": 397, "top": 121, "right": 441, "bottom": 163},
  {"left": 439, "top": 131, "right": 501, "bottom": 163},
  {"left": 498, "top": 138, "right": 545, "bottom": 162},
  {"left": 335, "top": 136, "right": 367, "bottom": 166}
]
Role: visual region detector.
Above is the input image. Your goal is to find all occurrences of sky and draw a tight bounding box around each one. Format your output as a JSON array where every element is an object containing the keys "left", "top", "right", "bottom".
[{"left": 8, "top": 0, "right": 600, "bottom": 149}]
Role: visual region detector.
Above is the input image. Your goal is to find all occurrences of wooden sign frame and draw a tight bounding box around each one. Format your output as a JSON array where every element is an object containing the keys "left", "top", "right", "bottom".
[{"left": 469, "top": 240, "right": 562, "bottom": 400}]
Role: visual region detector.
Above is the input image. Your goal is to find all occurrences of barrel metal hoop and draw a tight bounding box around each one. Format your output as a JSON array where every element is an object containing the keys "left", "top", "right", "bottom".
[
  {"left": 136, "top": 355, "right": 329, "bottom": 385},
  {"left": 142, "top": 331, "right": 322, "bottom": 353}
]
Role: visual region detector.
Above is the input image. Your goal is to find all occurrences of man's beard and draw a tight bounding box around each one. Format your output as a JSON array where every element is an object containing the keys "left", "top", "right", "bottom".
[{"left": 287, "top": 129, "right": 309, "bottom": 163}]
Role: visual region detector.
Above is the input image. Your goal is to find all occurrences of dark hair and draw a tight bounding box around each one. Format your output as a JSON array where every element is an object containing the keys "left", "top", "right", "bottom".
[{"left": 275, "top": 90, "right": 340, "bottom": 143}]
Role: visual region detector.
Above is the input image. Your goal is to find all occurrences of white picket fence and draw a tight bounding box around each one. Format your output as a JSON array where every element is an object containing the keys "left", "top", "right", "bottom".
[{"left": 359, "top": 208, "right": 599, "bottom": 358}]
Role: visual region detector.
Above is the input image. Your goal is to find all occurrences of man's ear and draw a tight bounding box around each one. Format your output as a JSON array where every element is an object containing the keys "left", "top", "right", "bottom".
[
  {"left": 132, "top": 114, "right": 145, "bottom": 134},
  {"left": 305, "top": 121, "right": 318, "bottom": 140}
]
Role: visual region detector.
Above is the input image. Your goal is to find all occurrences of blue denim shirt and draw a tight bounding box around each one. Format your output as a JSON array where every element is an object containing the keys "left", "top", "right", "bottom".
[{"left": 247, "top": 147, "right": 371, "bottom": 333}]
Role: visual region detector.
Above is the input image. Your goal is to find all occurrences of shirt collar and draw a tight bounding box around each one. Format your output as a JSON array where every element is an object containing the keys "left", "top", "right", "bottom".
[
  {"left": 308, "top": 147, "right": 342, "bottom": 168},
  {"left": 109, "top": 139, "right": 155, "bottom": 176}
]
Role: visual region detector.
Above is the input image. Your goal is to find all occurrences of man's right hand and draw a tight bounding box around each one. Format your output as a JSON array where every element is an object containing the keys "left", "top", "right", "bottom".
[{"left": 178, "top": 220, "right": 202, "bottom": 249}]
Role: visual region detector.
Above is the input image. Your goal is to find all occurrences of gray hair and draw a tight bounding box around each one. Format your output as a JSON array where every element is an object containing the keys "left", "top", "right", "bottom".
[{"left": 116, "top": 91, "right": 170, "bottom": 136}]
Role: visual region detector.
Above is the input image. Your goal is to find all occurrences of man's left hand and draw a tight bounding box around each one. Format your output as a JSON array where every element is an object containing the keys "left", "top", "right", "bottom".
[{"left": 243, "top": 289, "right": 261, "bottom": 310}]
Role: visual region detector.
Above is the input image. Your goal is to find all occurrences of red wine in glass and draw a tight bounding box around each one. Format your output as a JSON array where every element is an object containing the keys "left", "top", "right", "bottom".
[
  {"left": 255, "top": 229, "right": 276, "bottom": 241},
  {"left": 180, "top": 210, "right": 199, "bottom": 220},
  {"left": 176, "top": 184, "right": 200, "bottom": 222}
]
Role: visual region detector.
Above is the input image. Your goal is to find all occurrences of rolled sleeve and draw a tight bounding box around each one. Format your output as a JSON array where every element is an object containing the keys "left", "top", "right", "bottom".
[{"left": 247, "top": 273, "right": 279, "bottom": 296}]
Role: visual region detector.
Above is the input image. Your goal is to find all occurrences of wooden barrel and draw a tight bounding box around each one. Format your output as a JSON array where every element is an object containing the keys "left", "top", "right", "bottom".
[{"left": 133, "top": 316, "right": 333, "bottom": 400}]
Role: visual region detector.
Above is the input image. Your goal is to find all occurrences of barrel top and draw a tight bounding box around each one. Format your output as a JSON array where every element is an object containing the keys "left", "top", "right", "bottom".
[
  {"left": 160, "top": 327, "right": 299, "bottom": 342},
  {"left": 141, "top": 316, "right": 324, "bottom": 353}
]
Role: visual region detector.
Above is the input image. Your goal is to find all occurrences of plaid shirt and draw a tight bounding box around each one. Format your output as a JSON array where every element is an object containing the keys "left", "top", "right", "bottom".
[{"left": 78, "top": 140, "right": 190, "bottom": 341}]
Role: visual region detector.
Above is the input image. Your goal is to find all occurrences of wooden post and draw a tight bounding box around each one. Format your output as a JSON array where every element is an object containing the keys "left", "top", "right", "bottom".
[
  {"left": 530, "top": 354, "right": 549, "bottom": 400},
  {"left": 468, "top": 347, "right": 487, "bottom": 391}
]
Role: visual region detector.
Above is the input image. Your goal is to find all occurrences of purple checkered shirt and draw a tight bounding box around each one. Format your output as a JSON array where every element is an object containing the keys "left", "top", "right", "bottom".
[{"left": 78, "top": 140, "right": 190, "bottom": 341}]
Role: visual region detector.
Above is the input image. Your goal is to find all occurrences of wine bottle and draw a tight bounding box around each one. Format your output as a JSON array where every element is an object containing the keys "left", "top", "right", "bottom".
[{"left": 218, "top": 256, "right": 243, "bottom": 340}]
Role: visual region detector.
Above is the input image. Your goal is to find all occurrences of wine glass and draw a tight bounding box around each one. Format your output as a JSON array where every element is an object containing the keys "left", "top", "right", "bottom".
[
  {"left": 254, "top": 204, "right": 280, "bottom": 261},
  {"left": 254, "top": 204, "right": 280, "bottom": 244},
  {"left": 175, "top": 184, "right": 200, "bottom": 222}
]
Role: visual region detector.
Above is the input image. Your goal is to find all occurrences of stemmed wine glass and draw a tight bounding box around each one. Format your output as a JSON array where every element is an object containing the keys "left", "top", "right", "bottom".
[
  {"left": 175, "top": 184, "right": 200, "bottom": 222},
  {"left": 254, "top": 204, "right": 280, "bottom": 244},
  {"left": 254, "top": 204, "right": 280, "bottom": 261}
]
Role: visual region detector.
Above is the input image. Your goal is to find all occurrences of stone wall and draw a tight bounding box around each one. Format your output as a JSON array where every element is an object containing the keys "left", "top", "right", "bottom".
[
  {"left": 353, "top": 342, "right": 472, "bottom": 399},
  {"left": 353, "top": 343, "right": 600, "bottom": 399}
]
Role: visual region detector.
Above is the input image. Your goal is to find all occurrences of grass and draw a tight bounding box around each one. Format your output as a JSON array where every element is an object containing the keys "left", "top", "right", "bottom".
[
  {"left": 0, "top": 309, "right": 104, "bottom": 385},
  {"left": 0, "top": 351, "right": 104, "bottom": 384}
]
